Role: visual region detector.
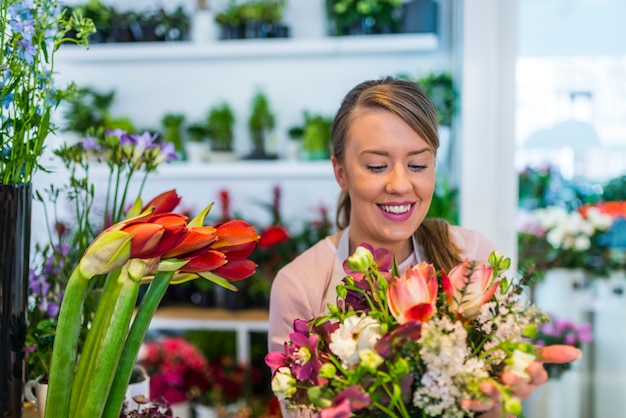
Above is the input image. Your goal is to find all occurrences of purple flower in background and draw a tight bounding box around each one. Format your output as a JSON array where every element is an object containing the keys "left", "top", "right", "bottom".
[{"left": 156, "top": 141, "right": 178, "bottom": 164}]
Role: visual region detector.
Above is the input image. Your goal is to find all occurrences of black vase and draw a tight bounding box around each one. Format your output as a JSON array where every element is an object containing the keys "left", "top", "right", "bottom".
[{"left": 0, "top": 184, "right": 32, "bottom": 418}]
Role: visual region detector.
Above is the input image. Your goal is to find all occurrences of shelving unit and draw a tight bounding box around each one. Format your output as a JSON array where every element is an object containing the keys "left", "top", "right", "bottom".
[
  {"left": 46, "top": 3, "right": 451, "bottom": 363},
  {"left": 57, "top": 33, "right": 439, "bottom": 62},
  {"left": 149, "top": 307, "right": 269, "bottom": 364}
]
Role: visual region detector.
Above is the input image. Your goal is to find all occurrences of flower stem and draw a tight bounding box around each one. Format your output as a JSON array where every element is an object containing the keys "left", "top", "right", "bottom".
[
  {"left": 102, "top": 271, "right": 175, "bottom": 418},
  {"left": 69, "top": 269, "right": 123, "bottom": 416},
  {"left": 44, "top": 268, "right": 88, "bottom": 418},
  {"left": 78, "top": 267, "right": 141, "bottom": 418}
]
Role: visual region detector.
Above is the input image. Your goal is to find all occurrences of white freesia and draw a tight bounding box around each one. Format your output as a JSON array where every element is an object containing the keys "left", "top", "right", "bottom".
[
  {"left": 271, "top": 367, "right": 297, "bottom": 400},
  {"left": 329, "top": 314, "right": 381, "bottom": 367},
  {"left": 506, "top": 350, "right": 537, "bottom": 382}
]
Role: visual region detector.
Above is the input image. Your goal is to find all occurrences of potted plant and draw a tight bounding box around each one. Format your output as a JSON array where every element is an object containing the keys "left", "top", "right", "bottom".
[
  {"left": 325, "top": 0, "right": 404, "bottom": 36},
  {"left": 288, "top": 110, "right": 333, "bottom": 160},
  {"left": 247, "top": 90, "right": 277, "bottom": 159},
  {"left": 63, "top": 86, "right": 136, "bottom": 135},
  {"left": 161, "top": 113, "right": 187, "bottom": 161},
  {"left": 185, "top": 122, "right": 211, "bottom": 163},
  {"left": 206, "top": 101, "right": 237, "bottom": 161},
  {"left": 216, "top": 0, "right": 289, "bottom": 39}
]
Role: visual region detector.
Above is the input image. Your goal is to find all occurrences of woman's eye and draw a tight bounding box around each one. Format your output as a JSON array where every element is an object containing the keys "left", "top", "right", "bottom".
[
  {"left": 367, "top": 165, "right": 386, "bottom": 173},
  {"left": 409, "top": 165, "right": 427, "bottom": 172}
]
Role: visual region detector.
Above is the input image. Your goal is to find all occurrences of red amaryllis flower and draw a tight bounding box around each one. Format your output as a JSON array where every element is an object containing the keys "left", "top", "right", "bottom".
[
  {"left": 142, "top": 189, "right": 181, "bottom": 214},
  {"left": 258, "top": 225, "right": 290, "bottom": 249}
]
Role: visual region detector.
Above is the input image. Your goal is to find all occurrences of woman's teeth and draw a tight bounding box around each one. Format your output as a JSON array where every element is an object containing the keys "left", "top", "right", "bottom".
[{"left": 380, "top": 204, "right": 411, "bottom": 214}]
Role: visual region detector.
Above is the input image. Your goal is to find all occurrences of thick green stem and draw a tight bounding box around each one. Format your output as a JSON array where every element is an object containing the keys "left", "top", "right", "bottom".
[
  {"left": 69, "top": 269, "right": 123, "bottom": 417},
  {"left": 45, "top": 268, "right": 88, "bottom": 418},
  {"left": 102, "top": 271, "right": 174, "bottom": 418},
  {"left": 79, "top": 269, "right": 141, "bottom": 418}
]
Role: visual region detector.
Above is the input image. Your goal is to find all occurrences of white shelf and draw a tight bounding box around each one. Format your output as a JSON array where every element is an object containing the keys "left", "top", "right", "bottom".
[
  {"left": 89, "top": 160, "right": 335, "bottom": 180},
  {"left": 57, "top": 33, "right": 439, "bottom": 62}
]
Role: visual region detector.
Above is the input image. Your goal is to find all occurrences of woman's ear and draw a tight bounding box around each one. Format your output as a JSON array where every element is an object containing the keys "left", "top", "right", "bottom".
[{"left": 331, "top": 156, "right": 348, "bottom": 190}]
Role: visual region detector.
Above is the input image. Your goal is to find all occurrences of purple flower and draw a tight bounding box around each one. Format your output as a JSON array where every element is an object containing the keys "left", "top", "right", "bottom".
[
  {"left": 80, "top": 136, "right": 100, "bottom": 152},
  {"left": 155, "top": 141, "right": 178, "bottom": 164},
  {"left": 321, "top": 386, "right": 371, "bottom": 418},
  {"left": 285, "top": 331, "right": 320, "bottom": 381}
]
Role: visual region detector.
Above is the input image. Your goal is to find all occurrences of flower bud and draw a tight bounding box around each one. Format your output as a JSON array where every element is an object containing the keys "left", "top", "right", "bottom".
[
  {"left": 347, "top": 246, "right": 374, "bottom": 272},
  {"left": 318, "top": 363, "right": 337, "bottom": 379}
]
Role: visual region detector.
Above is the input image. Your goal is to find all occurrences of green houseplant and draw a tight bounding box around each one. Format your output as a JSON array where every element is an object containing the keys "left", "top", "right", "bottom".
[
  {"left": 216, "top": 0, "right": 288, "bottom": 39},
  {"left": 288, "top": 110, "right": 333, "bottom": 160},
  {"left": 161, "top": 113, "right": 187, "bottom": 161},
  {"left": 207, "top": 102, "right": 236, "bottom": 153},
  {"left": 325, "top": 0, "right": 403, "bottom": 36},
  {"left": 247, "top": 90, "right": 276, "bottom": 159}
]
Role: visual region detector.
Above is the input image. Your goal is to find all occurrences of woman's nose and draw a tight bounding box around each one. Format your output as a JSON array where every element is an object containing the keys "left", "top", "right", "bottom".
[{"left": 385, "top": 165, "right": 412, "bottom": 194}]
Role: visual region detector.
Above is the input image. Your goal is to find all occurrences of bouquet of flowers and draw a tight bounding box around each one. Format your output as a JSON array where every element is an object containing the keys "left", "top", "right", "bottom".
[
  {"left": 533, "top": 317, "right": 592, "bottom": 379},
  {"left": 140, "top": 337, "right": 212, "bottom": 405},
  {"left": 517, "top": 205, "right": 615, "bottom": 277},
  {"left": 266, "top": 245, "right": 550, "bottom": 417}
]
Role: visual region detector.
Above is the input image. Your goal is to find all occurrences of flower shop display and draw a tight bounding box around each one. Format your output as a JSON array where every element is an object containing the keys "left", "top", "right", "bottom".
[
  {"left": 44, "top": 187, "right": 260, "bottom": 418},
  {"left": 517, "top": 205, "right": 615, "bottom": 278},
  {"left": 266, "top": 245, "right": 551, "bottom": 417},
  {"left": 0, "top": 1, "right": 93, "bottom": 415},
  {"left": 140, "top": 337, "right": 211, "bottom": 415}
]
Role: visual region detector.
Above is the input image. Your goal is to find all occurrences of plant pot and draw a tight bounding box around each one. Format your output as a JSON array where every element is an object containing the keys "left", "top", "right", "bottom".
[
  {"left": 170, "top": 400, "right": 191, "bottom": 418},
  {"left": 24, "top": 366, "right": 150, "bottom": 417},
  {"left": 0, "top": 183, "right": 32, "bottom": 418},
  {"left": 402, "top": 0, "right": 438, "bottom": 34},
  {"left": 185, "top": 142, "right": 211, "bottom": 163},
  {"left": 24, "top": 376, "right": 47, "bottom": 418}
]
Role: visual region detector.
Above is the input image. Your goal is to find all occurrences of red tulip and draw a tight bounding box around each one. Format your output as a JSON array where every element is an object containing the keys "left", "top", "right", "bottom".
[
  {"left": 442, "top": 260, "right": 499, "bottom": 319},
  {"left": 387, "top": 262, "right": 438, "bottom": 324}
]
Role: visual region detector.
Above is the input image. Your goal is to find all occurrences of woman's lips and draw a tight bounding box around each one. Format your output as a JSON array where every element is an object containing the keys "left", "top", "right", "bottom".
[{"left": 377, "top": 203, "right": 415, "bottom": 222}]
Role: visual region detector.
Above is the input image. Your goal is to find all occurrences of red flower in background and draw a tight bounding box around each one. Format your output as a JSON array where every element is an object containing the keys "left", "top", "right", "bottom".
[{"left": 141, "top": 337, "right": 211, "bottom": 405}]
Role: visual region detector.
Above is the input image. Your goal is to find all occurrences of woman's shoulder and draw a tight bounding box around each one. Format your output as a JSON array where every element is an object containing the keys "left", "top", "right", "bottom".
[
  {"left": 275, "top": 236, "right": 337, "bottom": 282},
  {"left": 447, "top": 224, "right": 497, "bottom": 261}
]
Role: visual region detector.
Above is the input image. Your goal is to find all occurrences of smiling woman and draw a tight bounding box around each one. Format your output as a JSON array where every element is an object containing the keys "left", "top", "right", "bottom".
[{"left": 266, "top": 76, "right": 581, "bottom": 418}]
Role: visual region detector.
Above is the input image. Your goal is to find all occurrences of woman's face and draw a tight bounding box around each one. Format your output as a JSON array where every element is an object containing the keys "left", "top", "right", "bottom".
[{"left": 332, "top": 107, "right": 436, "bottom": 258}]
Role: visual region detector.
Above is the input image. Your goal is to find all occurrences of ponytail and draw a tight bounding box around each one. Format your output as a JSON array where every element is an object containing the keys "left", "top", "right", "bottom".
[{"left": 415, "top": 218, "right": 462, "bottom": 272}]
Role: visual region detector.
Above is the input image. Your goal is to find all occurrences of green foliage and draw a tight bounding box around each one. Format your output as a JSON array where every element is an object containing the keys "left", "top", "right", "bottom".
[
  {"left": 161, "top": 113, "right": 186, "bottom": 154},
  {"left": 216, "top": 0, "right": 287, "bottom": 25},
  {"left": 207, "top": 102, "right": 236, "bottom": 151},
  {"left": 426, "top": 177, "right": 459, "bottom": 224},
  {"left": 289, "top": 110, "right": 333, "bottom": 159},
  {"left": 417, "top": 72, "right": 458, "bottom": 127},
  {"left": 248, "top": 90, "right": 275, "bottom": 152},
  {"left": 602, "top": 175, "right": 626, "bottom": 202},
  {"left": 326, "top": 0, "right": 404, "bottom": 35},
  {"left": 0, "top": 0, "right": 94, "bottom": 184},
  {"left": 63, "top": 86, "right": 135, "bottom": 135}
]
